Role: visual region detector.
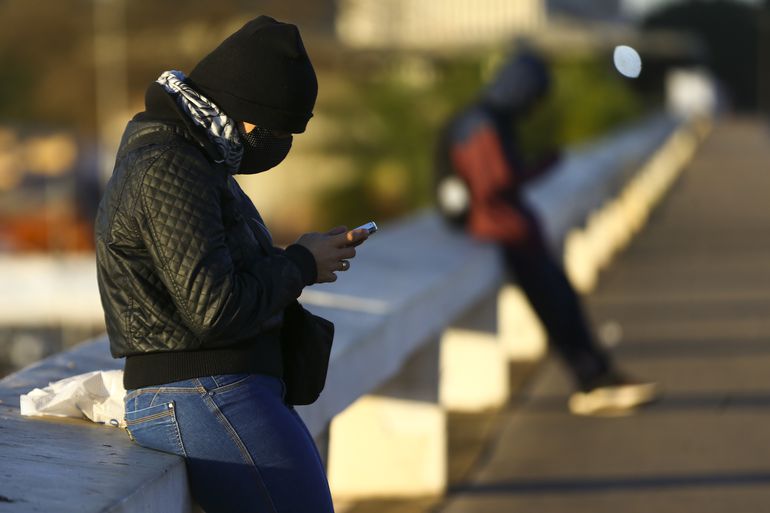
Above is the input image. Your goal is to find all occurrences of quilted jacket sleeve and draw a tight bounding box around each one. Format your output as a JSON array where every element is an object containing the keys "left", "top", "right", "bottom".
[{"left": 136, "top": 149, "right": 307, "bottom": 346}]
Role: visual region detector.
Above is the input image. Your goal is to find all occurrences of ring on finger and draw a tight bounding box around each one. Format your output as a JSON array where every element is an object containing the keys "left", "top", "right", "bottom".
[{"left": 340, "top": 260, "right": 350, "bottom": 271}]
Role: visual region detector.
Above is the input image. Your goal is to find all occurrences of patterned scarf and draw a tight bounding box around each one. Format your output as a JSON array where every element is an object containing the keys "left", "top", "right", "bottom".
[{"left": 156, "top": 70, "right": 243, "bottom": 172}]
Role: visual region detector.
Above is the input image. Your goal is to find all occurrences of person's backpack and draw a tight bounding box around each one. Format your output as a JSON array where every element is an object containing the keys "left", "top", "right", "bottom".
[{"left": 433, "top": 120, "right": 471, "bottom": 228}]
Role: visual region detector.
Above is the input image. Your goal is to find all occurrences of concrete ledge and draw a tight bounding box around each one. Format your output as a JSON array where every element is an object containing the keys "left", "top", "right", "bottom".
[
  {"left": 0, "top": 339, "right": 191, "bottom": 513},
  {"left": 0, "top": 112, "right": 707, "bottom": 510},
  {"left": 526, "top": 114, "right": 682, "bottom": 253}
]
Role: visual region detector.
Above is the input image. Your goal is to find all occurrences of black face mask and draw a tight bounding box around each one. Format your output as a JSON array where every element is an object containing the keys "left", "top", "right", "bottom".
[{"left": 237, "top": 125, "right": 292, "bottom": 174}]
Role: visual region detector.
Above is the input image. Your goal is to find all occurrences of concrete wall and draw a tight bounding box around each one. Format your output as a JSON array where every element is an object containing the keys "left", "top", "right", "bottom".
[{"left": 0, "top": 112, "right": 708, "bottom": 511}]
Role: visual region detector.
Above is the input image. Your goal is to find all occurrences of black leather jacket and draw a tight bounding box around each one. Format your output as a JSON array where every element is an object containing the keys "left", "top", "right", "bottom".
[{"left": 95, "top": 85, "right": 316, "bottom": 388}]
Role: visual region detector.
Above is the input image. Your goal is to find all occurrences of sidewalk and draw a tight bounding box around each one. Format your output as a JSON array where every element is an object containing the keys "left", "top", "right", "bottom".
[{"left": 438, "top": 117, "right": 770, "bottom": 512}]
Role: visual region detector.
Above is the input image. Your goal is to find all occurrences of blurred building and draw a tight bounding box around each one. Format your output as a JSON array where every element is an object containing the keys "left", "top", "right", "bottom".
[
  {"left": 331, "top": 0, "right": 702, "bottom": 59},
  {"left": 0, "top": 124, "right": 103, "bottom": 378},
  {"left": 336, "top": 0, "right": 545, "bottom": 49},
  {"left": 549, "top": 0, "right": 625, "bottom": 21},
  {"left": 0, "top": 126, "right": 97, "bottom": 253}
]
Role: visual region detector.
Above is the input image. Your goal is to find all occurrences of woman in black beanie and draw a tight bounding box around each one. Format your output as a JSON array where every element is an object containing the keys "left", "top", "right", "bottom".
[{"left": 95, "top": 16, "right": 364, "bottom": 512}]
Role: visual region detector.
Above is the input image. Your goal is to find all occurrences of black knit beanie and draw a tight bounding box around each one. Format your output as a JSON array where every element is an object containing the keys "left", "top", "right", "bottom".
[{"left": 188, "top": 16, "right": 317, "bottom": 133}]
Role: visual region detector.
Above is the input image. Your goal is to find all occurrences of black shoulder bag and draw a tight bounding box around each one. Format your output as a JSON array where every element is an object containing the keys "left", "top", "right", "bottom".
[
  {"left": 280, "top": 300, "right": 334, "bottom": 405},
  {"left": 240, "top": 205, "right": 334, "bottom": 406}
]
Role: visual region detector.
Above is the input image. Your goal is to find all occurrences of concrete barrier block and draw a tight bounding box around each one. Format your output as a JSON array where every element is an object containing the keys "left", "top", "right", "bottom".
[
  {"left": 497, "top": 285, "right": 547, "bottom": 360},
  {"left": 583, "top": 208, "right": 614, "bottom": 271},
  {"left": 563, "top": 228, "right": 598, "bottom": 293},
  {"left": 439, "top": 331, "right": 508, "bottom": 411},
  {"left": 591, "top": 200, "right": 631, "bottom": 269},
  {"left": 439, "top": 294, "right": 509, "bottom": 411},
  {"left": 327, "top": 395, "right": 446, "bottom": 498},
  {"left": 619, "top": 181, "right": 649, "bottom": 235},
  {"left": 327, "top": 339, "right": 447, "bottom": 499}
]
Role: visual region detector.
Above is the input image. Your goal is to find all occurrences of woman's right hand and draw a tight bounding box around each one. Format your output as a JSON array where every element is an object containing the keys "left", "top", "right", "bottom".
[{"left": 295, "top": 226, "right": 369, "bottom": 283}]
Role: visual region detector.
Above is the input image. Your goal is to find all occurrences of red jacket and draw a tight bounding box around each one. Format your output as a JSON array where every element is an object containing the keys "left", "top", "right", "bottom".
[{"left": 450, "top": 118, "right": 533, "bottom": 246}]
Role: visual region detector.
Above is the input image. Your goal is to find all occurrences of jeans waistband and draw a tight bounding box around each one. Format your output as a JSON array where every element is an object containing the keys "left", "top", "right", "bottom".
[{"left": 125, "top": 373, "right": 285, "bottom": 400}]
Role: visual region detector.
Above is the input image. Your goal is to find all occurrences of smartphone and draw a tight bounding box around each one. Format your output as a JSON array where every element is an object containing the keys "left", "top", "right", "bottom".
[{"left": 354, "top": 221, "right": 378, "bottom": 235}]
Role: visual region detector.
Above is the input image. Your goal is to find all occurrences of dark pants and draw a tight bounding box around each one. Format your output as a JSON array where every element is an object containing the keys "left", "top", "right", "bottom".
[{"left": 503, "top": 237, "right": 611, "bottom": 391}]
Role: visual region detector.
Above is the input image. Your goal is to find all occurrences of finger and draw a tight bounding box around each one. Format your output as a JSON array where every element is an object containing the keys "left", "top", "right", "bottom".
[
  {"left": 325, "top": 225, "right": 347, "bottom": 236},
  {"left": 332, "top": 229, "right": 368, "bottom": 248},
  {"left": 319, "top": 271, "right": 336, "bottom": 283},
  {"left": 346, "top": 229, "right": 369, "bottom": 245},
  {"left": 337, "top": 247, "right": 356, "bottom": 260},
  {"left": 329, "top": 230, "right": 357, "bottom": 247}
]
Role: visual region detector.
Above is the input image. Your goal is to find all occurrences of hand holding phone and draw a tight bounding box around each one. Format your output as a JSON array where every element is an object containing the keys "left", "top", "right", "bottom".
[
  {"left": 344, "top": 221, "right": 376, "bottom": 249},
  {"left": 354, "top": 221, "right": 378, "bottom": 235}
]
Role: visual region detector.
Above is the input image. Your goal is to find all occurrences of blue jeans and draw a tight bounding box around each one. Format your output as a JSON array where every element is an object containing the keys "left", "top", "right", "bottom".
[{"left": 124, "top": 373, "right": 334, "bottom": 513}]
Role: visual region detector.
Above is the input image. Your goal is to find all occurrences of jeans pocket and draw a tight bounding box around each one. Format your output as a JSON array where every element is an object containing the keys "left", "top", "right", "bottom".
[
  {"left": 209, "top": 373, "right": 253, "bottom": 391},
  {"left": 125, "top": 400, "right": 186, "bottom": 456}
]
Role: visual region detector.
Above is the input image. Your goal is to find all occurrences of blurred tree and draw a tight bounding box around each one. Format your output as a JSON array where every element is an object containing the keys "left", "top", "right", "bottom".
[
  {"left": 0, "top": 0, "right": 338, "bottom": 132},
  {"left": 642, "top": 0, "right": 762, "bottom": 111},
  {"left": 759, "top": 0, "right": 770, "bottom": 116},
  {"left": 0, "top": 1, "right": 92, "bottom": 127},
  {"left": 317, "top": 51, "right": 647, "bottom": 228},
  {"left": 317, "top": 56, "right": 486, "bottom": 226},
  {"left": 518, "top": 55, "right": 644, "bottom": 164},
  {"left": 0, "top": 52, "right": 33, "bottom": 120}
]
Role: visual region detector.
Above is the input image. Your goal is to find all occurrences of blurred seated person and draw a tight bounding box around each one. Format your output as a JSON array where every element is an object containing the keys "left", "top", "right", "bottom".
[{"left": 434, "top": 48, "right": 658, "bottom": 415}]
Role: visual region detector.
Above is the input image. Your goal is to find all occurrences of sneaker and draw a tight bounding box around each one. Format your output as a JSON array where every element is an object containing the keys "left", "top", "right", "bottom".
[{"left": 569, "top": 372, "right": 659, "bottom": 416}]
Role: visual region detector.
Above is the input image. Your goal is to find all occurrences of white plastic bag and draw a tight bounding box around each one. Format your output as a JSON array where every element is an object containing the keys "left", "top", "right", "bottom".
[{"left": 20, "top": 370, "right": 126, "bottom": 428}]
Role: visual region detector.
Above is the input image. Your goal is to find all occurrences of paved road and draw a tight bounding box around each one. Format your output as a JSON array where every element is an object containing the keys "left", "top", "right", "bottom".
[{"left": 439, "top": 118, "right": 770, "bottom": 513}]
